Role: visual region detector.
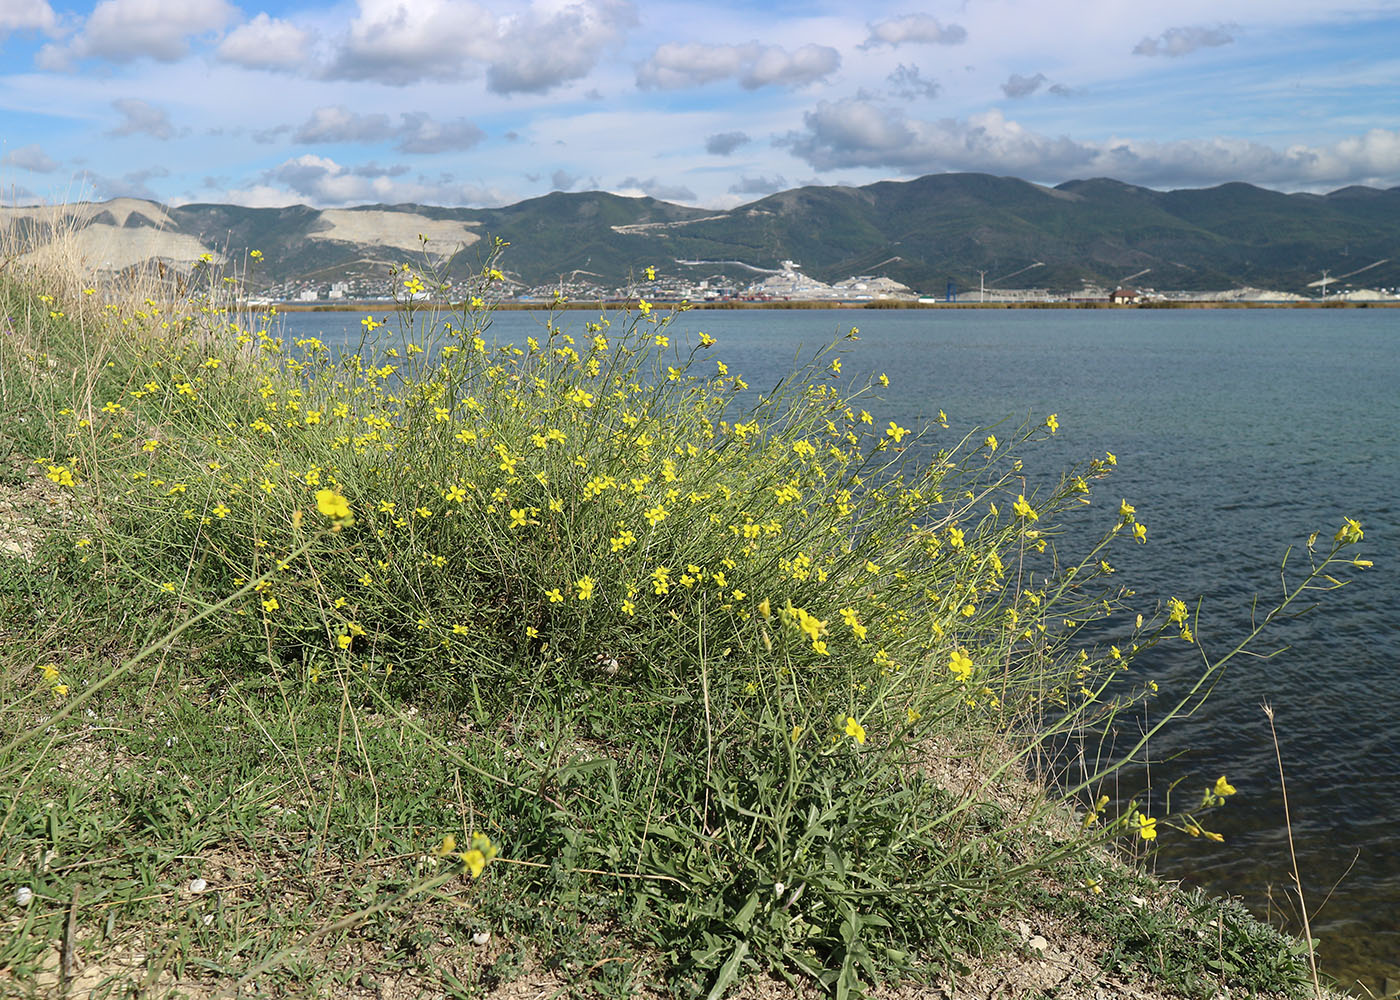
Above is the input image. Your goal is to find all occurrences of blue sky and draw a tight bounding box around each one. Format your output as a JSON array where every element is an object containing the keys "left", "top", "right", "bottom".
[{"left": 3, "top": 0, "right": 1399, "bottom": 208}]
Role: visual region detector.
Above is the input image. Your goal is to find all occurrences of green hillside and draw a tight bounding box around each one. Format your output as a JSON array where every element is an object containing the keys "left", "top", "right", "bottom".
[{"left": 104, "top": 173, "right": 1400, "bottom": 295}]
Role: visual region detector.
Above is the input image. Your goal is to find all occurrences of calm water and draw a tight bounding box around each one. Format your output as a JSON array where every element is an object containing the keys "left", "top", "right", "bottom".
[{"left": 282, "top": 306, "right": 1399, "bottom": 993}]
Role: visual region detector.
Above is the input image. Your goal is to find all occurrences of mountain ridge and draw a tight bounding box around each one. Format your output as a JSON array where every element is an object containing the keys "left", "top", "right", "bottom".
[{"left": 5, "top": 173, "right": 1398, "bottom": 296}]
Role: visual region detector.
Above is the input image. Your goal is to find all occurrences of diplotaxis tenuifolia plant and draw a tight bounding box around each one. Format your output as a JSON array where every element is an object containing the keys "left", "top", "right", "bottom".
[{"left": 0, "top": 235, "right": 1367, "bottom": 999}]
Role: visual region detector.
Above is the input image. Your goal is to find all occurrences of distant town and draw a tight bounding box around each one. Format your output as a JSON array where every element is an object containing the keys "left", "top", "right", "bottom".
[{"left": 253, "top": 258, "right": 1399, "bottom": 308}]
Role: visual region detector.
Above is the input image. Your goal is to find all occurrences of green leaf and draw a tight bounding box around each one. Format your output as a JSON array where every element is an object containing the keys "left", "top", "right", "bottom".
[{"left": 705, "top": 940, "right": 750, "bottom": 1000}]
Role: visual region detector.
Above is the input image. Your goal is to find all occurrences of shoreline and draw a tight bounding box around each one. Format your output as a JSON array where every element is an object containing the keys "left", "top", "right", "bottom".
[{"left": 266, "top": 298, "right": 1400, "bottom": 313}]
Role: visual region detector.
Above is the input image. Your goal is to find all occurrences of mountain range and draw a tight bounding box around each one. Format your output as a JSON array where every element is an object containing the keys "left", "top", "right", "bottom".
[{"left": 6, "top": 173, "right": 1400, "bottom": 296}]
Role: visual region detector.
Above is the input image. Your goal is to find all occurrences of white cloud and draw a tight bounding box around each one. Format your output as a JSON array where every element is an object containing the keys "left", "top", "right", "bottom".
[
  {"left": 1133, "top": 24, "right": 1236, "bottom": 57},
  {"left": 37, "top": 0, "right": 234, "bottom": 68},
  {"left": 2, "top": 142, "right": 59, "bottom": 172},
  {"left": 395, "top": 113, "right": 486, "bottom": 154},
  {"left": 216, "top": 13, "right": 308, "bottom": 70},
  {"left": 285, "top": 106, "right": 485, "bottom": 154},
  {"left": 323, "top": 0, "right": 634, "bottom": 92},
  {"left": 293, "top": 106, "right": 394, "bottom": 144},
  {"left": 637, "top": 41, "right": 839, "bottom": 90},
  {"left": 261, "top": 153, "right": 511, "bottom": 206},
  {"left": 887, "top": 64, "right": 938, "bottom": 100},
  {"left": 107, "top": 97, "right": 175, "bottom": 139},
  {"left": 0, "top": 0, "right": 56, "bottom": 35},
  {"left": 785, "top": 99, "right": 1400, "bottom": 190},
  {"left": 486, "top": 0, "right": 636, "bottom": 94},
  {"left": 860, "top": 14, "right": 966, "bottom": 50}
]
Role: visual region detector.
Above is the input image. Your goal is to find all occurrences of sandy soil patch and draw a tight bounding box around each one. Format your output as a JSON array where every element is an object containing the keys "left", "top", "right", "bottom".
[{"left": 310, "top": 210, "right": 480, "bottom": 256}]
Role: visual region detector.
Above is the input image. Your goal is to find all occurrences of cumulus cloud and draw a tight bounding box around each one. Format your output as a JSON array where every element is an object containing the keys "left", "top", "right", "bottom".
[
  {"left": 705, "top": 131, "right": 750, "bottom": 155},
  {"left": 1134, "top": 24, "right": 1236, "bottom": 57},
  {"left": 107, "top": 98, "right": 176, "bottom": 140},
  {"left": 260, "top": 153, "right": 509, "bottom": 206},
  {"left": 284, "top": 106, "right": 485, "bottom": 154},
  {"left": 486, "top": 0, "right": 637, "bottom": 93},
  {"left": 615, "top": 176, "right": 697, "bottom": 202},
  {"left": 860, "top": 14, "right": 965, "bottom": 49},
  {"left": 1001, "top": 72, "right": 1047, "bottom": 98},
  {"left": 638, "top": 41, "right": 839, "bottom": 90},
  {"left": 2, "top": 142, "right": 59, "bottom": 173},
  {"left": 729, "top": 174, "right": 787, "bottom": 195},
  {"left": 323, "top": 0, "right": 635, "bottom": 92},
  {"left": 784, "top": 99, "right": 1400, "bottom": 190},
  {"left": 0, "top": 0, "right": 56, "bottom": 36},
  {"left": 216, "top": 12, "right": 308, "bottom": 69},
  {"left": 887, "top": 63, "right": 938, "bottom": 100},
  {"left": 37, "top": 0, "right": 234, "bottom": 69}
]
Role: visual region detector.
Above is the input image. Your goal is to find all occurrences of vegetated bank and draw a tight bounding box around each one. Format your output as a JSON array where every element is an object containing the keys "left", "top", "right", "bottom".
[{"left": 0, "top": 244, "right": 1366, "bottom": 999}]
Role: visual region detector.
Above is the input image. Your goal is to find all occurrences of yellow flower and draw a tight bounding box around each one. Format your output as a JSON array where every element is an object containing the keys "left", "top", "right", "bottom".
[
  {"left": 1135, "top": 813, "right": 1157, "bottom": 841},
  {"left": 212, "top": 503, "right": 231, "bottom": 519},
  {"left": 1334, "top": 518, "right": 1364, "bottom": 545},
  {"left": 844, "top": 716, "right": 866, "bottom": 744},
  {"left": 316, "top": 489, "right": 353, "bottom": 525},
  {"left": 575, "top": 576, "right": 595, "bottom": 600},
  {"left": 1132, "top": 522, "right": 1148, "bottom": 544},
  {"left": 1012, "top": 494, "right": 1037, "bottom": 520},
  {"left": 433, "top": 834, "right": 457, "bottom": 857},
  {"left": 949, "top": 649, "right": 973, "bottom": 683},
  {"left": 464, "top": 832, "right": 498, "bottom": 878},
  {"left": 983, "top": 434, "right": 998, "bottom": 452},
  {"left": 1214, "top": 775, "right": 1237, "bottom": 798},
  {"left": 337, "top": 634, "right": 352, "bottom": 649},
  {"left": 885, "top": 422, "right": 909, "bottom": 442},
  {"left": 1045, "top": 413, "right": 1059, "bottom": 433},
  {"left": 262, "top": 597, "right": 279, "bottom": 612},
  {"left": 1105, "top": 451, "right": 1117, "bottom": 465},
  {"left": 1119, "top": 499, "right": 1136, "bottom": 521},
  {"left": 645, "top": 265, "right": 656, "bottom": 280},
  {"left": 546, "top": 588, "right": 564, "bottom": 603}
]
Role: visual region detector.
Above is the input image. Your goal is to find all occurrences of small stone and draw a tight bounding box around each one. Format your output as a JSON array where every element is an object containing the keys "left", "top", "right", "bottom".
[
  {"left": 1027, "top": 935, "right": 1048, "bottom": 953},
  {"left": 14, "top": 886, "right": 33, "bottom": 907},
  {"left": 189, "top": 878, "right": 208, "bottom": 894},
  {"left": 471, "top": 931, "right": 491, "bottom": 946}
]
